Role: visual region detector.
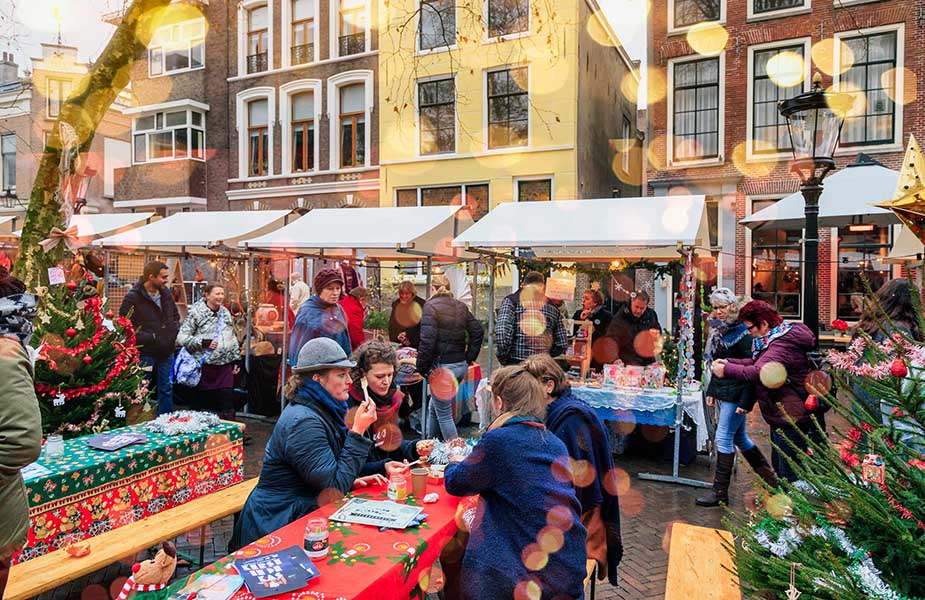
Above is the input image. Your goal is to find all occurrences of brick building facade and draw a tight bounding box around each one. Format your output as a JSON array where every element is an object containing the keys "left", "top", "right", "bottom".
[{"left": 646, "top": 0, "right": 924, "bottom": 326}]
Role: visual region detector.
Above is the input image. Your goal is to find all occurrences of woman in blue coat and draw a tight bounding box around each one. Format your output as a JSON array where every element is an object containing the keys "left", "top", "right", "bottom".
[
  {"left": 445, "top": 365, "right": 587, "bottom": 600},
  {"left": 233, "top": 338, "right": 408, "bottom": 549}
]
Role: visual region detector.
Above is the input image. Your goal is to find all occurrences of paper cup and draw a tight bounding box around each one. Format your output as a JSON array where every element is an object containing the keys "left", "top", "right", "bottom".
[{"left": 411, "top": 468, "right": 429, "bottom": 497}]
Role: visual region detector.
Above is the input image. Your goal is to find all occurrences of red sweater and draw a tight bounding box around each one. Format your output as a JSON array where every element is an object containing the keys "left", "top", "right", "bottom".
[{"left": 339, "top": 295, "right": 366, "bottom": 350}]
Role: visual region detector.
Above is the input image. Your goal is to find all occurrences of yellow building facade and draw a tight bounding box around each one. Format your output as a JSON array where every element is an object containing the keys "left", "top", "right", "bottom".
[{"left": 377, "top": 0, "right": 641, "bottom": 212}]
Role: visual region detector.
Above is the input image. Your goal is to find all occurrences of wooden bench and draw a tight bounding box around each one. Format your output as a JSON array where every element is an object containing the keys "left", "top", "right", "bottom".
[
  {"left": 665, "top": 522, "right": 741, "bottom": 600},
  {"left": 6, "top": 477, "right": 258, "bottom": 600}
]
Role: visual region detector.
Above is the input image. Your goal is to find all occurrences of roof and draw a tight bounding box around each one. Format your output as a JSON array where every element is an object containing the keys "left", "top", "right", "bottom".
[
  {"left": 240, "top": 206, "right": 474, "bottom": 260},
  {"left": 740, "top": 163, "right": 900, "bottom": 229},
  {"left": 94, "top": 210, "right": 293, "bottom": 254},
  {"left": 451, "top": 196, "right": 709, "bottom": 261}
]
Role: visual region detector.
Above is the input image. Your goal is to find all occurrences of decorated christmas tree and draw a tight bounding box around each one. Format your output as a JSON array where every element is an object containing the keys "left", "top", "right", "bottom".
[{"left": 32, "top": 273, "right": 152, "bottom": 438}]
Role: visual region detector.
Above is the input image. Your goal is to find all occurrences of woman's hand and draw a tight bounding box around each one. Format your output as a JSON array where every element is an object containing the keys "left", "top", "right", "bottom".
[
  {"left": 353, "top": 474, "right": 388, "bottom": 488},
  {"left": 705, "top": 395, "right": 715, "bottom": 407},
  {"left": 351, "top": 397, "right": 377, "bottom": 435},
  {"left": 735, "top": 407, "right": 748, "bottom": 415},
  {"left": 416, "top": 440, "right": 435, "bottom": 460},
  {"left": 385, "top": 461, "right": 410, "bottom": 477},
  {"left": 711, "top": 359, "right": 726, "bottom": 378}
]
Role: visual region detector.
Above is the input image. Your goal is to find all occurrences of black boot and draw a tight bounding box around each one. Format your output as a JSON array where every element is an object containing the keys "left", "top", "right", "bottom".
[
  {"left": 697, "top": 452, "right": 735, "bottom": 507},
  {"left": 742, "top": 446, "right": 780, "bottom": 489}
]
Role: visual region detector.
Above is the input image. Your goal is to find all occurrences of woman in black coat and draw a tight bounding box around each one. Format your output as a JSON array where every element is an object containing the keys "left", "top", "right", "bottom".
[{"left": 572, "top": 288, "right": 612, "bottom": 370}]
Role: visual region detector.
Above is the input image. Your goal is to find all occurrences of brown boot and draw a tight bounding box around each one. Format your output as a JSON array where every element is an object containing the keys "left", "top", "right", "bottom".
[
  {"left": 696, "top": 452, "right": 735, "bottom": 507},
  {"left": 742, "top": 447, "right": 780, "bottom": 489}
]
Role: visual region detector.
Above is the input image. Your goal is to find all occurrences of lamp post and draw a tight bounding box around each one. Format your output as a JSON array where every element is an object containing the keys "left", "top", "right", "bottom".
[{"left": 778, "top": 73, "right": 853, "bottom": 346}]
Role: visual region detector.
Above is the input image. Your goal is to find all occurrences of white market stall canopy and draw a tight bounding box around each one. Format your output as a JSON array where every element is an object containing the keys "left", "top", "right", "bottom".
[
  {"left": 741, "top": 162, "right": 900, "bottom": 230},
  {"left": 884, "top": 226, "right": 925, "bottom": 264},
  {"left": 451, "top": 196, "right": 709, "bottom": 261},
  {"left": 5, "top": 213, "right": 155, "bottom": 244},
  {"left": 94, "top": 210, "right": 293, "bottom": 254},
  {"left": 239, "top": 205, "right": 475, "bottom": 260},
  {"left": 0, "top": 216, "right": 19, "bottom": 242}
]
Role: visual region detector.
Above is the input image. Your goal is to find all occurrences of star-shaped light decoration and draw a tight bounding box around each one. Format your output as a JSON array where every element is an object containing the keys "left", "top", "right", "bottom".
[
  {"left": 786, "top": 562, "right": 802, "bottom": 600},
  {"left": 875, "top": 135, "right": 925, "bottom": 241}
]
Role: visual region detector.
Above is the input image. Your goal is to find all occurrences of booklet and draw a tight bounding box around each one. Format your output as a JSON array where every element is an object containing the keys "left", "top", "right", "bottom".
[
  {"left": 85, "top": 432, "right": 148, "bottom": 451},
  {"left": 233, "top": 546, "right": 320, "bottom": 598},
  {"left": 329, "top": 498, "right": 424, "bottom": 530},
  {"left": 21, "top": 462, "right": 52, "bottom": 481},
  {"left": 170, "top": 573, "right": 244, "bottom": 600}
]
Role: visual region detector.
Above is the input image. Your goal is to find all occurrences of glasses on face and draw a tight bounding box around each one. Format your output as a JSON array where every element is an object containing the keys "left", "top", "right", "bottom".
[
  {"left": 713, "top": 304, "right": 729, "bottom": 311},
  {"left": 745, "top": 323, "right": 758, "bottom": 332}
]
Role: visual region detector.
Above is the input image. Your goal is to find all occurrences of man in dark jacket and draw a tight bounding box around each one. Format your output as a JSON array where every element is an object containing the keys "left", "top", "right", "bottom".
[
  {"left": 494, "top": 271, "right": 568, "bottom": 365},
  {"left": 605, "top": 290, "right": 661, "bottom": 366},
  {"left": 120, "top": 261, "right": 180, "bottom": 415}
]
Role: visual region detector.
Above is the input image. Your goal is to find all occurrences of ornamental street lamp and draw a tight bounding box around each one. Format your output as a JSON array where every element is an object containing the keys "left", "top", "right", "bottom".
[{"left": 778, "top": 72, "right": 853, "bottom": 345}]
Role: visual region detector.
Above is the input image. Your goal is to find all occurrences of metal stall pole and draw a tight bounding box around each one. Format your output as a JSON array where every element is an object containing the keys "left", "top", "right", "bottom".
[
  {"left": 244, "top": 255, "right": 253, "bottom": 374},
  {"left": 486, "top": 263, "right": 496, "bottom": 379},
  {"left": 421, "top": 255, "right": 433, "bottom": 438},
  {"left": 280, "top": 257, "right": 292, "bottom": 413}
]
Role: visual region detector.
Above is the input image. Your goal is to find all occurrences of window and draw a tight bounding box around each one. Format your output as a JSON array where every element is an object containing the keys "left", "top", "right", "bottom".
[
  {"left": 248, "top": 99, "right": 269, "bottom": 176},
  {"left": 672, "top": 0, "right": 721, "bottom": 29},
  {"left": 621, "top": 116, "right": 631, "bottom": 173},
  {"left": 339, "top": 0, "right": 367, "bottom": 57},
  {"left": 291, "top": 92, "right": 315, "bottom": 172},
  {"left": 671, "top": 57, "right": 720, "bottom": 162},
  {"left": 396, "top": 183, "right": 489, "bottom": 220},
  {"left": 291, "top": 0, "right": 315, "bottom": 65},
  {"left": 837, "top": 226, "right": 891, "bottom": 319},
  {"left": 1, "top": 135, "right": 14, "bottom": 192},
  {"left": 751, "top": 199, "right": 801, "bottom": 318},
  {"left": 487, "top": 67, "right": 528, "bottom": 149},
  {"left": 47, "top": 78, "right": 71, "bottom": 119},
  {"left": 247, "top": 5, "right": 270, "bottom": 74},
  {"left": 148, "top": 19, "right": 205, "bottom": 77},
  {"left": 517, "top": 179, "right": 551, "bottom": 202},
  {"left": 752, "top": 0, "right": 804, "bottom": 15},
  {"left": 488, "top": 0, "right": 528, "bottom": 38},
  {"left": 752, "top": 44, "right": 804, "bottom": 154},
  {"left": 339, "top": 84, "right": 365, "bottom": 167},
  {"left": 839, "top": 31, "right": 897, "bottom": 148},
  {"left": 420, "top": 0, "right": 455, "bottom": 50},
  {"left": 419, "top": 78, "right": 455, "bottom": 155},
  {"left": 133, "top": 110, "right": 205, "bottom": 163}
]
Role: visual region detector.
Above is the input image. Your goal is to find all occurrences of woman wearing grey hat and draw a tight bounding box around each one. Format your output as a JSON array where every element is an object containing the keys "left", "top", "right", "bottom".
[{"left": 233, "top": 337, "right": 407, "bottom": 548}]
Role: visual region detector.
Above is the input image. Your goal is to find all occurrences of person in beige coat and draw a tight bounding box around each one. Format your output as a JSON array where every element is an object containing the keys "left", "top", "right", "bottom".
[{"left": 0, "top": 268, "right": 42, "bottom": 595}]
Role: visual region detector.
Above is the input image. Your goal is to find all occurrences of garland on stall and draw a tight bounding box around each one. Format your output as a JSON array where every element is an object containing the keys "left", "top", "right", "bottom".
[
  {"left": 497, "top": 257, "right": 683, "bottom": 282},
  {"left": 676, "top": 249, "right": 696, "bottom": 387},
  {"left": 827, "top": 334, "right": 925, "bottom": 378},
  {"left": 145, "top": 410, "right": 221, "bottom": 436}
]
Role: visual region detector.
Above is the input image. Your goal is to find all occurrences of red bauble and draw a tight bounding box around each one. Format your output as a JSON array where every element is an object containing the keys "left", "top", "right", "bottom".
[
  {"left": 804, "top": 394, "right": 819, "bottom": 411},
  {"left": 105, "top": 310, "right": 114, "bottom": 319},
  {"left": 65, "top": 328, "right": 77, "bottom": 338},
  {"left": 82, "top": 355, "right": 93, "bottom": 365},
  {"left": 66, "top": 281, "right": 77, "bottom": 291},
  {"left": 891, "top": 359, "right": 909, "bottom": 378}
]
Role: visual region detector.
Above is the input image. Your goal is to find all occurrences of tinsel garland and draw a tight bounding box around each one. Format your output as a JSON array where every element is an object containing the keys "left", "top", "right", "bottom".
[
  {"left": 36, "top": 344, "right": 138, "bottom": 400},
  {"left": 145, "top": 410, "right": 220, "bottom": 436},
  {"left": 827, "top": 334, "right": 925, "bottom": 378},
  {"left": 426, "top": 438, "right": 477, "bottom": 465},
  {"left": 502, "top": 256, "right": 683, "bottom": 282}
]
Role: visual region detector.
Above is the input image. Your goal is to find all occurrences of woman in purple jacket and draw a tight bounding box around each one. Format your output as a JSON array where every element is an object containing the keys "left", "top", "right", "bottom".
[{"left": 710, "top": 300, "right": 826, "bottom": 482}]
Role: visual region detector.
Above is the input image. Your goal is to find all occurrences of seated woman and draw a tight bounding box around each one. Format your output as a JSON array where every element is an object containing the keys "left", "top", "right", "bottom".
[
  {"left": 445, "top": 366, "right": 587, "bottom": 600},
  {"left": 522, "top": 354, "right": 623, "bottom": 587},
  {"left": 233, "top": 338, "right": 407, "bottom": 549},
  {"left": 347, "top": 341, "right": 434, "bottom": 470}
]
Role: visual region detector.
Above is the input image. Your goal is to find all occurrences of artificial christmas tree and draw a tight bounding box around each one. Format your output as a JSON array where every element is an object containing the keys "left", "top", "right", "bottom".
[{"left": 32, "top": 273, "right": 151, "bottom": 438}]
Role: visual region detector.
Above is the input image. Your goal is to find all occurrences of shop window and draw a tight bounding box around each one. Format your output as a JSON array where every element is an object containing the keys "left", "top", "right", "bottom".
[
  {"left": 751, "top": 199, "right": 801, "bottom": 318},
  {"left": 133, "top": 110, "right": 205, "bottom": 163},
  {"left": 837, "top": 225, "right": 891, "bottom": 319}
]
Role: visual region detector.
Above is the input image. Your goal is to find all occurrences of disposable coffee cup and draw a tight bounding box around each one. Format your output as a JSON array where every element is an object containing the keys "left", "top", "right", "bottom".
[{"left": 411, "top": 468, "right": 429, "bottom": 497}]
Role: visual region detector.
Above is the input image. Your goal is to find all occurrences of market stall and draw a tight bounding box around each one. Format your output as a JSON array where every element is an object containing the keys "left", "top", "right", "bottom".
[{"left": 452, "top": 196, "right": 712, "bottom": 488}]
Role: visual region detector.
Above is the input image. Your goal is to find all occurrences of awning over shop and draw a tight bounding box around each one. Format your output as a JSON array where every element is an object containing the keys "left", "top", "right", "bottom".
[
  {"left": 239, "top": 205, "right": 474, "bottom": 260},
  {"left": 884, "top": 226, "right": 925, "bottom": 264},
  {"left": 451, "top": 196, "right": 709, "bottom": 261},
  {"left": 94, "top": 210, "right": 293, "bottom": 254},
  {"left": 5, "top": 213, "right": 155, "bottom": 244},
  {"left": 740, "top": 161, "right": 900, "bottom": 230}
]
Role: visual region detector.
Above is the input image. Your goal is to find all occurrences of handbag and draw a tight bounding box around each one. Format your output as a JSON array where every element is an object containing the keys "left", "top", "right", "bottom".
[{"left": 172, "top": 310, "right": 224, "bottom": 387}]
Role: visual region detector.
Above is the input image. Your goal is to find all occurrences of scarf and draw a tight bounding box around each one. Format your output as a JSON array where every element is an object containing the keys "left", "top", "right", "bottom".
[
  {"left": 0, "top": 293, "right": 37, "bottom": 347},
  {"left": 752, "top": 322, "right": 792, "bottom": 357},
  {"left": 704, "top": 320, "right": 748, "bottom": 364},
  {"left": 290, "top": 379, "right": 348, "bottom": 437}
]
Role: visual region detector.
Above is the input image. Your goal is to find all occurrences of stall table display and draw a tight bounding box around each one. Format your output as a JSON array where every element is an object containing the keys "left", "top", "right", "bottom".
[
  {"left": 571, "top": 385, "right": 708, "bottom": 452},
  {"left": 168, "top": 482, "right": 463, "bottom": 600},
  {"left": 16, "top": 421, "right": 244, "bottom": 563}
]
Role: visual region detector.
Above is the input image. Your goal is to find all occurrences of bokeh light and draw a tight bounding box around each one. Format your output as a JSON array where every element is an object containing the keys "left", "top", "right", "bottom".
[
  {"left": 686, "top": 22, "right": 728, "bottom": 57},
  {"left": 758, "top": 361, "right": 788, "bottom": 389},
  {"left": 519, "top": 310, "right": 548, "bottom": 337},
  {"left": 731, "top": 142, "right": 777, "bottom": 178},
  {"left": 632, "top": 330, "right": 659, "bottom": 360},
  {"left": 586, "top": 10, "right": 618, "bottom": 47},
  {"left": 620, "top": 71, "right": 640, "bottom": 104},
  {"left": 766, "top": 51, "right": 805, "bottom": 88},
  {"left": 883, "top": 67, "right": 917, "bottom": 106},
  {"left": 602, "top": 466, "right": 631, "bottom": 496},
  {"left": 620, "top": 486, "right": 645, "bottom": 517},
  {"left": 647, "top": 133, "right": 668, "bottom": 171},
  {"left": 640, "top": 424, "right": 669, "bottom": 443},
  {"left": 546, "top": 505, "right": 574, "bottom": 531},
  {"left": 80, "top": 584, "right": 107, "bottom": 600},
  {"left": 811, "top": 38, "right": 854, "bottom": 76},
  {"left": 646, "top": 68, "right": 668, "bottom": 104},
  {"left": 805, "top": 370, "right": 832, "bottom": 396},
  {"left": 538, "top": 525, "right": 565, "bottom": 553},
  {"left": 428, "top": 367, "right": 460, "bottom": 401},
  {"left": 571, "top": 459, "right": 597, "bottom": 488},
  {"left": 514, "top": 579, "right": 543, "bottom": 600},
  {"left": 766, "top": 493, "right": 794, "bottom": 519},
  {"left": 521, "top": 543, "right": 549, "bottom": 571},
  {"left": 827, "top": 82, "right": 865, "bottom": 119}
]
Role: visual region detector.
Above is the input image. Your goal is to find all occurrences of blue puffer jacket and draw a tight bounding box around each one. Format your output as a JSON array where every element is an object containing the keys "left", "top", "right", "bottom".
[{"left": 288, "top": 295, "right": 351, "bottom": 367}]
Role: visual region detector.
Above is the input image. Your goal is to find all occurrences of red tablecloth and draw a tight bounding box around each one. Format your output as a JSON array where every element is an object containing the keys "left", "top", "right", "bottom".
[{"left": 171, "top": 482, "right": 463, "bottom": 600}]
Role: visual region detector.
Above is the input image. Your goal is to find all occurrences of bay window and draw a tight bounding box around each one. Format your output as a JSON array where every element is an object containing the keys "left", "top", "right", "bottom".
[{"left": 133, "top": 110, "right": 205, "bottom": 163}]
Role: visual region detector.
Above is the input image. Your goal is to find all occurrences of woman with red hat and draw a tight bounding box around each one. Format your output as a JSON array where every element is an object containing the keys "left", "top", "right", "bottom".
[{"left": 288, "top": 268, "right": 352, "bottom": 367}]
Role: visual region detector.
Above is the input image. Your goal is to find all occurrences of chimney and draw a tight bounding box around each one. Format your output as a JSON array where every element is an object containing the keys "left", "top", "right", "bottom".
[{"left": 0, "top": 52, "right": 18, "bottom": 84}]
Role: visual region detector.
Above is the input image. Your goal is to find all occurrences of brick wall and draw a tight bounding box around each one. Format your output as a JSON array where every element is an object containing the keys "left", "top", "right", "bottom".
[{"left": 114, "top": 160, "right": 207, "bottom": 201}]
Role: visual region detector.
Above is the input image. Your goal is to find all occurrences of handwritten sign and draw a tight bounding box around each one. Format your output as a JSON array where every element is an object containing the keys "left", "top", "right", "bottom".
[
  {"left": 329, "top": 498, "right": 423, "bottom": 529},
  {"left": 545, "top": 277, "right": 576, "bottom": 302}
]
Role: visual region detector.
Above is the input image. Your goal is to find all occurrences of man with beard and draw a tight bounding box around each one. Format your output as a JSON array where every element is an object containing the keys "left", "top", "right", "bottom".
[
  {"left": 120, "top": 261, "right": 181, "bottom": 415},
  {"left": 605, "top": 290, "right": 661, "bottom": 366}
]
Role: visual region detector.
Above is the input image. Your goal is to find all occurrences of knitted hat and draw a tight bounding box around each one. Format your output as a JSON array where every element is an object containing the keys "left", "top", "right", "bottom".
[
  {"left": 293, "top": 337, "right": 357, "bottom": 374},
  {"left": 313, "top": 268, "right": 344, "bottom": 294}
]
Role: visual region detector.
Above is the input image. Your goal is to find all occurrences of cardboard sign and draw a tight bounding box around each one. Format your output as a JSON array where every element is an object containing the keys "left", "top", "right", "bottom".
[
  {"left": 48, "top": 267, "right": 66, "bottom": 285},
  {"left": 545, "top": 277, "right": 576, "bottom": 302}
]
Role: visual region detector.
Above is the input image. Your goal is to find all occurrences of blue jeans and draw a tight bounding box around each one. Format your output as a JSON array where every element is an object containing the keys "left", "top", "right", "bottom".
[
  {"left": 142, "top": 354, "right": 174, "bottom": 416},
  {"left": 715, "top": 400, "right": 756, "bottom": 454},
  {"left": 427, "top": 361, "right": 468, "bottom": 441}
]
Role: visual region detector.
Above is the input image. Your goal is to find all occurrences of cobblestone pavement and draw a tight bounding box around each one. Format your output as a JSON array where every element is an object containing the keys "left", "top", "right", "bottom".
[{"left": 36, "top": 411, "right": 801, "bottom": 600}]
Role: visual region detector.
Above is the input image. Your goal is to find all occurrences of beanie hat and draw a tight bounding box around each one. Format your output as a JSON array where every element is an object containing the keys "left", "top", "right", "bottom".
[{"left": 313, "top": 268, "right": 345, "bottom": 294}]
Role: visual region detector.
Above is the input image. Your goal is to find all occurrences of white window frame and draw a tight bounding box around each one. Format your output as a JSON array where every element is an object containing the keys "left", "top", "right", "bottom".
[
  {"left": 483, "top": 64, "right": 531, "bottom": 152},
  {"left": 282, "top": 0, "right": 321, "bottom": 68},
  {"left": 483, "top": 0, "right": 531, "bottom": 43},
  {"left": 237, "top": 0, "right": 274, "bottom": 77},
  {"left": 621, "top": 115, "right": 631, "bottom": 174},
  {"left": 236, "top": 87, "right": 276, "bottom": 179},
  {"left": 745, "top": 37, "right": 812, "bottom": 162},
  {"left": 328, "top": 70, "right": 374, "bottom": 171},
  {"left": 0, "top": 134, "right": 15, "bottom": 193},
  {"left": 747, "top": 0, "right": 810, "bottom": 22},
  {"left": 330, "top": 0, "right": 372, "bottom": 59},
  {"left": 667, "top": 0, "right": 725, "bottom": 34},
  {"left": 280, "top": 79, "right": 322, "bottom": 175},
  {"left": 148, "top": 17, "right": 206, "bottom": 78},
  {"left": 514, "top": 176, "right": 554, "bottom": 202},
  {"left": 46, "top": 78, "right": 71, "bottom": 119},
  {"left": 131, "top": 109, "right": 206, "bottom": 165},
  {"left": 833, "top": 23, "right": 905, "bottom": 155},
  {"left": 416, "top": 0, "right": 458, "bottom": 54},
  {"left": 666, "top": 52, "right": 725, "bottom": 168},
  {"left": 415, "top": 73, "right": 458, "bottom": 157}
]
